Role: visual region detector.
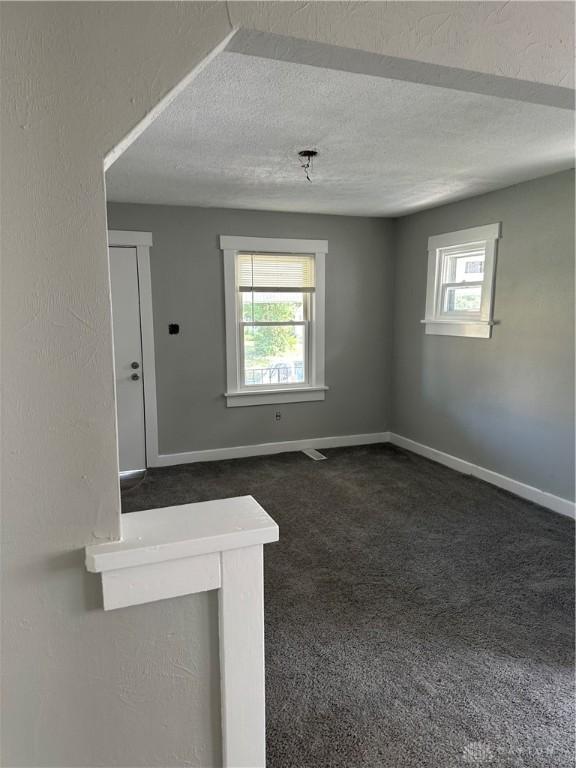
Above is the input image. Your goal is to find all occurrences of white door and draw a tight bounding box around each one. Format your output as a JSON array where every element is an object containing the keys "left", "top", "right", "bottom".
[{"left": 110, "top": 246, "right": 146, "bottom": 473}]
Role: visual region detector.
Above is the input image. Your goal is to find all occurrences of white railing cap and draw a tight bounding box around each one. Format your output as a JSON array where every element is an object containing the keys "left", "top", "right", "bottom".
[{"left": 86, "top": 496, "right": 278, "bottom": 573}]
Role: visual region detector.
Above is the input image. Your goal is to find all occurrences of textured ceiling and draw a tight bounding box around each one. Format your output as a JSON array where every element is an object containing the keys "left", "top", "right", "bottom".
[{"left": 106, "top": 51, "right": 574, "bottom": 216}]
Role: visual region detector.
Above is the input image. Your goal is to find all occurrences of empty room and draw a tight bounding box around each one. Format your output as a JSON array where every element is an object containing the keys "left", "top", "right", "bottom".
[{"left": 2, "top": 3, "right": 574, "bottom": 768}]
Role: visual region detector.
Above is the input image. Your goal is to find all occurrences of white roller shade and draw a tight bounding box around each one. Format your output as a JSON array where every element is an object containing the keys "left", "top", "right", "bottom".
[
  {"left": 237, "top": 253, "right": 315, "bottom": 292},
  {"left": 439, "top": 242, "right": 486, "bottom": 259}
]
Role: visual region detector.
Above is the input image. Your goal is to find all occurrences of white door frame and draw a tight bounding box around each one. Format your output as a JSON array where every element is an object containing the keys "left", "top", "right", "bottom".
[{"left": 108, "top": 230, "right": 160, "bottom": 468}]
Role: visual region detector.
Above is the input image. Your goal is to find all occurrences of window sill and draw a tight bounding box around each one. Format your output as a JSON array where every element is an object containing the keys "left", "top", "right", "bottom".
[
  {"left": 225, "top": 386, "right": 328, "bottom": 407},
  {"left": 421, "top": 319, "right": 494, "bottom": 338}
]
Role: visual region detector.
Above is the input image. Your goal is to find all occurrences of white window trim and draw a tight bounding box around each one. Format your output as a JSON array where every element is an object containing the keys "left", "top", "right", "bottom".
[
  {"left": 422, "top": 222, "right": 501, "bottom": 339},
  {"left": 220, "top": 235, "right": 328, "bottom": 407}
]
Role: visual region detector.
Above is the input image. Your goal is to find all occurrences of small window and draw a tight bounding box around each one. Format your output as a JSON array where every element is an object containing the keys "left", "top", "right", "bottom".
[
  {"left": 423, "top": 223, "right": 500, "bottom": 338},
  {"left": 220, "top": 236, "right": 327, "bottom": 407}
]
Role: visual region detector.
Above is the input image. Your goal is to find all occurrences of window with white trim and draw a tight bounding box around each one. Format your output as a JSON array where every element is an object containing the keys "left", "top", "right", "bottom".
[
  {"left": 220, "top": 236, "right": 327, "bottom": 407},
  {"left": 423, "top": 223, "right": 501, "bottom": 338}
]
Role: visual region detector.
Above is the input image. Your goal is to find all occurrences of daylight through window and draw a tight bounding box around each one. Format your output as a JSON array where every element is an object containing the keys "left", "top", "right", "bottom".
[
  {"left": 423, "top": 223, "right": 500, "bottom": 338},
  {"left": 221, "top": 236, "right": 327, "bottom": 407},
  {"left": 238, "top": 253, "right": 314, "bottom": 388}
]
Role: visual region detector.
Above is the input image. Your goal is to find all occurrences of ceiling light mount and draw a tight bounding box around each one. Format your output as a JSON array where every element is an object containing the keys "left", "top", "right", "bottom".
[{"left": 298, "top": 150, "right": 318, "bottom": 182}]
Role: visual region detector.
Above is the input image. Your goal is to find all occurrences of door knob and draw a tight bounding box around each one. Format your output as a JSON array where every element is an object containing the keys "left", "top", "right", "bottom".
[
  {"left": 131, "top": 361, "right": 140, "bottom": 369},
  {"left": 131, "top": 373, "right": 140, "bottom": 381}
]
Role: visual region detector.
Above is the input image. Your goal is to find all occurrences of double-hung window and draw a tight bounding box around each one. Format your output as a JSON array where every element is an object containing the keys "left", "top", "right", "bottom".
[
  {"left": 423, "top": 223, "right": 501, "bottom": 338},
  {"left": 220, "top": 236, "right": 327, "bottom": 407}
]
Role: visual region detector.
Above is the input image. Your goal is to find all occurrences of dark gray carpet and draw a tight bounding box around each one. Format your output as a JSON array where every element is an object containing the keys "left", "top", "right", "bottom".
[{"left": 122, "top": 444, "right": 575, "bottom": 768}]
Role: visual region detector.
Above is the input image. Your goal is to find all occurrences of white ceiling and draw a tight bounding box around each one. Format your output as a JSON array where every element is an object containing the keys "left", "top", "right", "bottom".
[{"left": 106, "top": 50, "right": 574, "bottom": 217}]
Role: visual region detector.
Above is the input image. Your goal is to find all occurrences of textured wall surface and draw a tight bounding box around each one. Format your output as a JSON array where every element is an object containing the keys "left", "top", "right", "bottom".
[
  {"left": 232, "top": 1, "right": 575, "bottom": 88},
  {"left": 2, "top": 2, "right": 573, "bottom": 765},
  {"left": 392, "top": 171, "right": 575, "bottom": 501},
  {"left": 107, "top": 204, "right": 394, "bottom": 453},
  {"left": 1, "top": 4, "right": 233, "bottom": 765}
]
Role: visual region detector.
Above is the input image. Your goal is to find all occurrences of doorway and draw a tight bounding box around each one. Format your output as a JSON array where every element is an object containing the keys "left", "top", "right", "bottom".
[{"left": 108, "top": 230, "right": 158, "bottom": 475}]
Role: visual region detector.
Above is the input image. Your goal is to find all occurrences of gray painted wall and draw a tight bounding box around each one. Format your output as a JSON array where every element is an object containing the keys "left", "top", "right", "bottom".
[
  {"left": 4, "top": 3, "right": 574, "bottom": 767},
  {"left": 391, "top": 170, "right": 575, "bottom": 501},
  {"left": 109, "top": 174, "right": 575, "bottom": 504},
  {"left": 107, "top": 204, "right": 395, "bottom": 454}
]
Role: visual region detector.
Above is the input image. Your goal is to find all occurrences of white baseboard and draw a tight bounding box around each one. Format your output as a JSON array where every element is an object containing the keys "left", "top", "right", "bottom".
[
  {"left": 153, "top": 432, "right": 391, "bottom": 468},
  {"left": 150, "top": 429, "right": 573, "bottom": 519},
  {"left": 389, "top": 433, "right": 575, "bottom": 519}
]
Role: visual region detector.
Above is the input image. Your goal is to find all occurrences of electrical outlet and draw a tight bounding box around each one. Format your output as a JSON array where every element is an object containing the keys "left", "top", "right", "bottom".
[{"left": 275, "top": 410, "right": 282, "bottom": 421}]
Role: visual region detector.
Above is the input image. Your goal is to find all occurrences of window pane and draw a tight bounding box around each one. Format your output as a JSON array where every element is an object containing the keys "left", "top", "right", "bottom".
[
  {"left": 464, "top": 260, "right": 484, "bottom": 275},
  {"left": 243, "top": 325, "right": 305, "bottom": 386},
  {"left": 445, "top": 252, "right": 485, "bottom": 283},
  {"left": 443, "top": 285, "right": 482, "bottom": 313},
  {"left": 241, "top": 291, "right": 304, "bottom": 322}
]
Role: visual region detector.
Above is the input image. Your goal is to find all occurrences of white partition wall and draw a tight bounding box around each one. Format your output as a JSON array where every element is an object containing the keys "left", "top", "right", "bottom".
[{"left": 86, "top": 497, "right": 279, "bottom": 768}]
